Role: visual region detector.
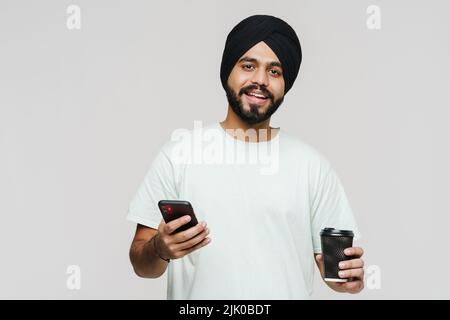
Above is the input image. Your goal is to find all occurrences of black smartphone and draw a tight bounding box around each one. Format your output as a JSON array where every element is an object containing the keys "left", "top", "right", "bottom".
[{"left": 158, "top": 200, "right": 199, "bottom": 234}]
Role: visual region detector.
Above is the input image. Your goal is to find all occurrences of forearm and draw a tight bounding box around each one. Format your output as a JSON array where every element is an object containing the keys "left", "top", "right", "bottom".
[{"left": 129, "top": 237, "right": 168, "bottom": 278}]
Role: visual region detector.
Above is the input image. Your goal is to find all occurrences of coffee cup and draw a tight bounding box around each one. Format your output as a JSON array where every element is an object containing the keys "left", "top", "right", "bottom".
[{"left": 320, "top": 227, "right": 354, "bottom": 282}]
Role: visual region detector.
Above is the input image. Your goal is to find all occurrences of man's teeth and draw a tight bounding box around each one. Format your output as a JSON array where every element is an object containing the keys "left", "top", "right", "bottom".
[{"left": 247, "top": 92, "right": 267, "bottom": 99}]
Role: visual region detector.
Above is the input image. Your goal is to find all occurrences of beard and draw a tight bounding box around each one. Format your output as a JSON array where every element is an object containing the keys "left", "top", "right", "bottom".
[{"left": 225, "top": 84, "right": 284, "bottom": 125}]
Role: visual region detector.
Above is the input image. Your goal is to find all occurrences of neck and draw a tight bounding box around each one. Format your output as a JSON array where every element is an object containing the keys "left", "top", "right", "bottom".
[{"left": 220, "top": 105, "right": 279, "bottom": 142}]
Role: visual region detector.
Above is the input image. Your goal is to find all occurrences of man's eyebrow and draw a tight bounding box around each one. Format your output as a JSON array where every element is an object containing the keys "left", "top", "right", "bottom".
[{"left": 238, "top": 56, "right": 283, "bottom": 69}]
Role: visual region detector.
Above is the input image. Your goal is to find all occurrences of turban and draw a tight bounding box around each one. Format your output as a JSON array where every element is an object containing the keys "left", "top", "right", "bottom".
[{"left": 220, "top": 15, "right": 302, "bottom": 95}]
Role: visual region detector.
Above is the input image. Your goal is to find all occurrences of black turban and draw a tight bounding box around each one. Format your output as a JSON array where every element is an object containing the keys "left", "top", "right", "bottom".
[{"left": 220, "top": 15, "right": 302, "bottom": 95}]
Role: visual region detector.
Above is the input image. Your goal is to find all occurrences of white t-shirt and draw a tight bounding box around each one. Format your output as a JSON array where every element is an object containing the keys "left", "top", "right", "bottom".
[{"left": 126, "top": 122, "right": 361, "bottom": 300}]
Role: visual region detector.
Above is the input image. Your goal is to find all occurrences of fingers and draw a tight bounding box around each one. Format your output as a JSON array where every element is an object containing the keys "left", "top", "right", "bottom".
[
  {"left": 338, "top": 267, "right": 364, "bottom": 279},
  {"left": 163, "top": 215, "right": 193, "bottom": 235},
  {"left": 181, "top": 236, "right": 211, "bottom": 256},
  {"left": 173, "top": 221, "right": 207, "bottom": 244},
  {"left": 157, "top": 217, "right": 211, "bottom": 260},
  {"left": 344, "top": 246, "right": 364, "bottom": 258},
  {"left": 174, "top": 226, "right": 210, "bottom": 251},
  {"left": 319, "top": 246, "right": 365, "bottom": 294},
  {"left": 339, "top": 258, "right": 364, "bottom": 270},
  {"left": 157, "top": 218, "right": 166, "bottom": 232},
  {"left": 340, "top": 247, "right": 365, "bottom": 281}
]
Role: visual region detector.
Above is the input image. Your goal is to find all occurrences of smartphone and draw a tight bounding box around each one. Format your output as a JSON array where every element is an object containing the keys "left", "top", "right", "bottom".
[{"left": 158, "top": 200, "right": 199, "bottom": 234}]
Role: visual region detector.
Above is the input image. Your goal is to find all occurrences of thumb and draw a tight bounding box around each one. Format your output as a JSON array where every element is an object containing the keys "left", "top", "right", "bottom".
[{"left": 158, "top": 219, "right": 166, "bottom": 233}]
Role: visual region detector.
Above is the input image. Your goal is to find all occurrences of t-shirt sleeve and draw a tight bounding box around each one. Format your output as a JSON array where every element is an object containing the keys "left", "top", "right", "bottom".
[
  {"left": 126, "top": 145, "right": 178, "bottom": 229},
  {"left": 310, "top": 159, "right": 362, "bottom": 254}
]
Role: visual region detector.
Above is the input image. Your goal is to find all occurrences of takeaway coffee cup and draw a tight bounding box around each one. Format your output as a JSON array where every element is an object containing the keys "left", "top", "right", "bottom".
[{"left": 320, "top": 228, "right": 354, "bottom": 282}]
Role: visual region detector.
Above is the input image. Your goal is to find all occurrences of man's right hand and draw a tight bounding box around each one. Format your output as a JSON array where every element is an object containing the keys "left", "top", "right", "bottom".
[{"left": 154, "top": 215, "right": 211, "bottom": 260}]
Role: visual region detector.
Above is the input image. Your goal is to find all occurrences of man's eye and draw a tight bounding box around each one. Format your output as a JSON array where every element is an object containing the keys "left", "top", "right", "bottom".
[
  {"left": 270, "top": 69, "right": 281, "bottom": 76},
  {"left": 243, "top": 64, "right": 254, "bottom": 70}
]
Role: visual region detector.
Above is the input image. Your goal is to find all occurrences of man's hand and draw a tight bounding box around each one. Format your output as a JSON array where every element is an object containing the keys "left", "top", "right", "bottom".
[
  {"left": 315, "top": 247, "right": 365, "bottom": 294},
  {"left": 154, "top": 215, "right": 211, "bottom": 260}
]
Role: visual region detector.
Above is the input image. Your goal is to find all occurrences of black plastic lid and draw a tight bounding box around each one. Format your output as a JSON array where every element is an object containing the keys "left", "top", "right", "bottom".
[{"left": 320, "top": 227, "right": 354, "bottom": 237}]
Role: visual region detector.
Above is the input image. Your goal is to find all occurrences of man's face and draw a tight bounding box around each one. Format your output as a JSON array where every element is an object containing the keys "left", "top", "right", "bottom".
[{"left": 225, "top": 41, "right": 285, "bottom": 125}]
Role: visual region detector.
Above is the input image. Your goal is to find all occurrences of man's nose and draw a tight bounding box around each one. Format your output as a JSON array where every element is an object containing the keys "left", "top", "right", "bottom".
[{"left": 250, "top": 68, "right": 269, "bottom": 87}]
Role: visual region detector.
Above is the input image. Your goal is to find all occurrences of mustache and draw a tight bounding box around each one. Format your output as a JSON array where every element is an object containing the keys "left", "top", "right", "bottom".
[{"left": 239, "top": 85, "right": 273, "bottom": 100}]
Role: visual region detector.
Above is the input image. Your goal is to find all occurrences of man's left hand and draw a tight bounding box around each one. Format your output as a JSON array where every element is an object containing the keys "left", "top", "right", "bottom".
[{"left": 315, "top": 246, "right": 365, "bottom": 294}]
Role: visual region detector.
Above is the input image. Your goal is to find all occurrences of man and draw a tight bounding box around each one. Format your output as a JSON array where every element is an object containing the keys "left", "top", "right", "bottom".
[{"left": 127, "top": 14, "right": 364, "bottom": 299}]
